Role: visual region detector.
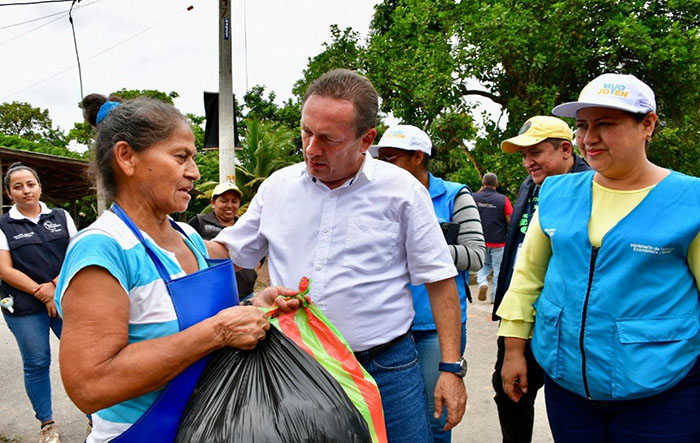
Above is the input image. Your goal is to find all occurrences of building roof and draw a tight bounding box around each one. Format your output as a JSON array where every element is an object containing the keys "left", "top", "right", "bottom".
[{"left": 0, "top": 147, "right": 93, "bottom": 205}]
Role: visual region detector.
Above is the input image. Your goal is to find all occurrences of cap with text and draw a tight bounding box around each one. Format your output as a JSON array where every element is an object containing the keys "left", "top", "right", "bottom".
[
  {"left": 211, "top": 182, "right": 242, "bottom": 199},
  {"left": 552, "top": 73, "right": 656, "bottom": 118},
  {"left": 501, "top": 116, "right": 573, "bottom": 153},
  {"left": 369, "top": 125, "right": 432, "bottom": 158}
]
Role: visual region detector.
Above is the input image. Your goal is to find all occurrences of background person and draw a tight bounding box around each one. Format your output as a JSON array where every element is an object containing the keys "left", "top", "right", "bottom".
[
  {"left": 370, "top": 124, "right": 484, "bottom": 443},
  {"left": 188, "top": 182, "right": 258, "bottom": 299},
  {"left": 498, "top": 74, "right": 700, "bottom": 442},
  {"left": 56, "top": 94, "right": 298, "bottom": 443},
  {"left": 0, "top": 162, "right": 77, "bottom": 443},
  {"left": 473, "top": 173, "right": 511, "bottom": 303},
  {"left": 490, "top": 115, "right": 589, "bottom": 443},
  {"left": 210, "top": 69, "right": 467, "bottom": 442}
]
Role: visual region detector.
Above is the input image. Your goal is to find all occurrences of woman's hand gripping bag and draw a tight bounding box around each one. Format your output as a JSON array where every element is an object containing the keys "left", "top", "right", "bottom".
[{"left": 176, "top": 277, "right": 387, "bottom": 443}]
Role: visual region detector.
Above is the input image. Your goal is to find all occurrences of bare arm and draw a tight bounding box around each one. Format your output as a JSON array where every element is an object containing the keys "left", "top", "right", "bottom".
[
  {"left": 59, "top": 265, "right": 272, "bottom": 413},
  {"left": 205, "top": 239, "right": 229, "bottom": 260},
  {"left": 425, "top": 277, "right": 467, "bottom": 431}
]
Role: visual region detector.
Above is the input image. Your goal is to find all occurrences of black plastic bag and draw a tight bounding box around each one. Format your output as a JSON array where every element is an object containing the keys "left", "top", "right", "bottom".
[{"left": 176, "top": 326, "right": 370, "bottom": 442}]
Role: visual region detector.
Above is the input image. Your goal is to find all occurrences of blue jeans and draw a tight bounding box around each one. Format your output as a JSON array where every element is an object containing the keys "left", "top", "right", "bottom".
[
  {"left": 414, "top": 323, "right": 467, "bottom": 443},
  {"left": 355, "top": 332, "right": 432, "bottom": 443},
  {"left": 543, "top": 363, "right": 700, "bottom": 443},
  {"left": 3, "top": 311, "right": 62, "bottom": 423},
  {"left": 476, "top": 246, "right": 504, "bottom": 300}
]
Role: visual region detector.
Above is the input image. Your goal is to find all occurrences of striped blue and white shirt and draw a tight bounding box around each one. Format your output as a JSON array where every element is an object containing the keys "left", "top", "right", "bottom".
[{"left": 55, "top": 210, "right": 208, "bottom": 443}]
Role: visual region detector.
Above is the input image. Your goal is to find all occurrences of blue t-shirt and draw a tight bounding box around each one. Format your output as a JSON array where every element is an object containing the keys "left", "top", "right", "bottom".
[{"left": 55, "top": 211, "right": 208, "bottom": 443}]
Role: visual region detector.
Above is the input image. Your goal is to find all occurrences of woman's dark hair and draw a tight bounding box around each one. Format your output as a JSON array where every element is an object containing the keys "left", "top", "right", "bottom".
[
  {"left": 4, "top": 162, "right": 41, "bottom": 192},
  {"left": 80, "top": 93, "right": 189, "bottom": 199},
  {"left": 631, "top": 111, "right": 660, "bottom": 149}
]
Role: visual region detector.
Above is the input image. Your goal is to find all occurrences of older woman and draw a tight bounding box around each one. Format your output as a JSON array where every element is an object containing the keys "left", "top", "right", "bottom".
[
  {"left": 0, "top": 163, "right": 78, "bottom": 443},
  {"left": 498, "top": 73, "right": 699, "bottom": 442},
  {"left": 56, "top": 94, "right": 298, "bottom": 443}
]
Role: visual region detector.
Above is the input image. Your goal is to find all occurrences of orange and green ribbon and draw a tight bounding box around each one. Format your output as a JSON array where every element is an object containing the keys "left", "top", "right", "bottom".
[{"left": 265, "top": 277, "right": 387, "bottom": 443}]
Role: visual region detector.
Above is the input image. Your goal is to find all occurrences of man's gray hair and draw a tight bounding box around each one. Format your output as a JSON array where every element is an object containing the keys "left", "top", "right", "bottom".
[
  {"left": 482, "top": 173, "right": 498, "bottom": 187},
  {"left": 302, "top": 69, "right": 378, "bottom": 137}
]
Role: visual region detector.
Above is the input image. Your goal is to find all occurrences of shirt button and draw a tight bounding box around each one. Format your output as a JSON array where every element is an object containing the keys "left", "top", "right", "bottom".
[
  {"left": 322, "top": 228, "right": 329, "bottom": 233},
  {"left": 315, "top": 265, "right": 322, "bottom": 271}
]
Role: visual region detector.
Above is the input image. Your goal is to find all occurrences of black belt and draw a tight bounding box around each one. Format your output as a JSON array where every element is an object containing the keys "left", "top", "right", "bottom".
[{"left": 353, "top": 330, "right": 411, "bottom": 363}]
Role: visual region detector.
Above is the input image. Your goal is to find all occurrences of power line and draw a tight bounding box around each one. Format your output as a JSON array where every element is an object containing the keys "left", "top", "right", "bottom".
[
  {"left": 0, "top": 7, "right": 65, "bottom": 29},
  {"left": 0, "top": 0, "right": 74, "bottom": 6},
  {"left": 68, "top": 0, "right": 83, "bottom": 98},
  {"left": 1, "top": 5, "right": 192, "bottom": 101},
  {"left": 0, "top": 0, "right": 104, "bottom": 30},
  {"left": 0, "top": 10, "right": 64, "bottom": 45}
]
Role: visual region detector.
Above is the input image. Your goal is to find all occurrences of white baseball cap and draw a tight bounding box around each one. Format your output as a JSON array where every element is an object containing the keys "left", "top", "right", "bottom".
[
  {"left": 211, "top": 182, "right": 242, "bottom": 199},
  {"left": 369, "top": 125, "right": 432, "bottom": 158},
  {"left": 552, "top": 73, "right": 656, "bottom": 118}
]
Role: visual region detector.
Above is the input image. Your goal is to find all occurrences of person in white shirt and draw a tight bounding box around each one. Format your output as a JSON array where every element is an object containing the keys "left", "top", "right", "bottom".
[{"left": 210, "top": 69, "right": 467, "bottom": 442}]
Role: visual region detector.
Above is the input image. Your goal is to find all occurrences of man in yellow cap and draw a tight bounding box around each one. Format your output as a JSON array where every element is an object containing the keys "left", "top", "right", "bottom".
[{"left": 491, "top": 116, "right": 589, "bottom": 443}]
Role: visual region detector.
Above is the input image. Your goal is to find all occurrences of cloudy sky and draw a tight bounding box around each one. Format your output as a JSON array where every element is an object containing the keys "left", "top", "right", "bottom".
[{"left": 1, "top": 0, "right": 379, "bottom": 134}]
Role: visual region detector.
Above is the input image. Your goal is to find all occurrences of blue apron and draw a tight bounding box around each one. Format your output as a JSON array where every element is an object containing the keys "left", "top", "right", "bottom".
[{"left": 110, "top": 203, "right": 239, "bottom": 442}]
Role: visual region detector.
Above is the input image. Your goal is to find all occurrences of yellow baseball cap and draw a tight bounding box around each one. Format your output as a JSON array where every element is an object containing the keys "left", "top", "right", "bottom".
[
  {"left": 211, "top": 182, "right": 242, "bottom": 199},
  {"left": 500, "top": 116, "right": 573, "bottom": 153}
]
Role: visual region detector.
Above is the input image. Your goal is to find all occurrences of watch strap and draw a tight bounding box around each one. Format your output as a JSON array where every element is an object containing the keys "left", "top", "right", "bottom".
[{"left": 438, "top": 362, "right": 462, "bottom": 373}]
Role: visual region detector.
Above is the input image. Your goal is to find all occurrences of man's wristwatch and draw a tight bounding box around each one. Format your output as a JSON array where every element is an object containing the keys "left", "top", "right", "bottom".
[{"left": 439, "top": 357, "right": 467, "bottom": 378}]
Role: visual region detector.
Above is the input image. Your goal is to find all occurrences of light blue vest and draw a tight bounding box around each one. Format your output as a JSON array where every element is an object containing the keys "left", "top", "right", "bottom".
[
  {"left": 532, "top": 170, "right": 700, "bottom": 400},
  {"left": 410, "top": 173, "right": 469, "bottom": 330}
]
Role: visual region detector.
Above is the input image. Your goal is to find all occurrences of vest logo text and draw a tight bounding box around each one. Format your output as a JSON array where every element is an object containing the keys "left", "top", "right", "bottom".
[{"left": 630, "top": 243, "right": 674, "bottom": 255}]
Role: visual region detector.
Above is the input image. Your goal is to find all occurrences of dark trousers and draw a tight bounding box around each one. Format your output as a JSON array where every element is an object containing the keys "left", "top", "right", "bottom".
[
  {"left": 543, "top": 361, "right": 700, "bottom": 443},
  {"left": 492, "top": 336, "right": 545, "bottom": 443}
]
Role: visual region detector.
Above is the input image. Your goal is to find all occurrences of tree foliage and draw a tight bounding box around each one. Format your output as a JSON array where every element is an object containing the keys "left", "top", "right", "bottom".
[
  {"left": 235, "top": 118, "right": 300, "bottom": 202},
  {"left": 0, "top": 101, "right": 66, "bottom": 145},
  {"left": 306, "top": 0, "right": 700, "bottom": 195},
  {"left": 0, "top": 133, "right": 84, "bottom": 159}
]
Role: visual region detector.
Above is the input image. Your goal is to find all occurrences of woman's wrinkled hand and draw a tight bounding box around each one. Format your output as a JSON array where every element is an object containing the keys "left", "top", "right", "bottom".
[
  {"left": 252, "top": 286, "right": 301, "bottom": 314},
  {"left": 213, "top": 306, "right": 271, "bottom": 350}
]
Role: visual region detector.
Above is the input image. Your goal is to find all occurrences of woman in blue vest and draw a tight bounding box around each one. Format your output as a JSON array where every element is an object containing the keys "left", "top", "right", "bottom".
[
  {"left": 0, "top": 162, "right": 78, "bottom": 443},
  {"left": 370, "top": 125, "right": 485, "bottom": 442},
  {"left": 54, "top": 94, "right": 299, "bottom": 443},
  {"left": 497, "top": 73, "right": 700, "bottom": 442}
]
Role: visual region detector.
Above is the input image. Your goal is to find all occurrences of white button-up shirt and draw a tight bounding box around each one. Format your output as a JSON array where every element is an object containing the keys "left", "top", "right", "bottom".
[{"left": 215, "top": 154, "right": 457, "bottom": 351}]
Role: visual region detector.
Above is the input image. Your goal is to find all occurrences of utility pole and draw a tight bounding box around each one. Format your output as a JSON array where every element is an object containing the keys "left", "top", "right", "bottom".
[{"left": 218, "top": 0, "right": 236, "bottom": 183}]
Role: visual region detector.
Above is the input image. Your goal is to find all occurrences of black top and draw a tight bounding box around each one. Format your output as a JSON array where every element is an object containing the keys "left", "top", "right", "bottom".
[
  {"left": 0, "top": 208, "right": 70, "bottom": 316},
  {"left": 473, "top": 188, "right": 508, "bottom": 244},
  {"left": 492, "top": 154, "right": 590, "bottom": 320}
]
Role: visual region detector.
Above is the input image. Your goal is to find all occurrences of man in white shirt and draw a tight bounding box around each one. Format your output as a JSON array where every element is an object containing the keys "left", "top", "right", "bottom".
[{"left": 212, "top": 69, "right": 467, "bottom": 442}]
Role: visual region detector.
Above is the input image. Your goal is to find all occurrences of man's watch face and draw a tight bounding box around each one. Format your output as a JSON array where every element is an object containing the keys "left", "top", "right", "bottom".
[{"left": 459, "top": 358, "right": 467, "bottom": 377}]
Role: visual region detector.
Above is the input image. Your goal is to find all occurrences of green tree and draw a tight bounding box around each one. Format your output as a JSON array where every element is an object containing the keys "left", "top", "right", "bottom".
[
  {"left": 292, "top": 25, "right": 366, "bottom": 100},
  {"left": 189, "top": 118, "right": 299, "bottom": 218},
  {"left": 235, "top": 118, "right": 300, "bottom": 203},
  {"left": 186, "top": 113, "right": 206, "bottom": 151},
  {"left": 110, "top": 88, "right": 179, "bottom": 104},
  {"left": 0, "top": 101, "right": 66, "bottom": 145},
  {"left": 0, "top": 133, "right": 83, "bottom": 159},
  {"left": 350, "top": 0, "right": 700, "bottom": 195}
]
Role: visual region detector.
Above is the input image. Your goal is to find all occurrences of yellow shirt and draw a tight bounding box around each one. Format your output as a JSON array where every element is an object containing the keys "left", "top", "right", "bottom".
[{"left": 497, "top": 181, "right": 700, "bottom": 338}]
